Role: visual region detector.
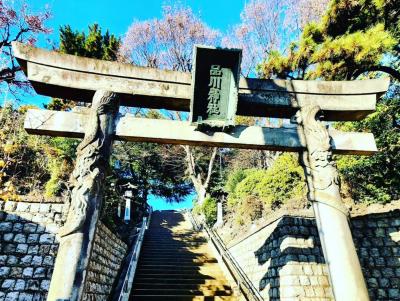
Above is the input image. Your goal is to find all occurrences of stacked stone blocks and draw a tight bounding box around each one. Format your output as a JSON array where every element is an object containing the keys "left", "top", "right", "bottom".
[
  {"left": 351, "top": 211, "right": 400, "bottom": 300},
  {"left": 83, "top": 222, "right": 127, "bottom": 301},
  {"left": 228, "top": 215, "right": 333, "bottom": 301},
  {"left": 0, "top": 201, "right": 128, "bottom": 301},
  {"left": 227, "top": 209, "right": 400, "bottom": 301},
  {"left": 0, "top": 201, "right": 66, "bottom": 301}
]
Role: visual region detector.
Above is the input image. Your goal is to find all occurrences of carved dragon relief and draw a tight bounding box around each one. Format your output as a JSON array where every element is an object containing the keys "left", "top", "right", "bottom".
[
  {"left": 294, "top": 105, "right": 348, "bottom": 215},
  {"left": 59, "top": 90, "right": 119, "bottom": 237}
]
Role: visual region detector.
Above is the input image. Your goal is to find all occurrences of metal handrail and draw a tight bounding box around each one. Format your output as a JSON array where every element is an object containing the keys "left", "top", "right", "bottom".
[
  {"left": 117, "top": 207, "right": 152, "bottom": 301},
  {"left": 188, "top": 211, "right": 264, "bottom": 301}
]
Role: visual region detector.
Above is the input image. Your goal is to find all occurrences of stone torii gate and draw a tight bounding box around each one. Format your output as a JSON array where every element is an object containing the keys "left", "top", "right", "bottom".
[{"left": 12, "top": 42, "right": 389, "bottom": 301}]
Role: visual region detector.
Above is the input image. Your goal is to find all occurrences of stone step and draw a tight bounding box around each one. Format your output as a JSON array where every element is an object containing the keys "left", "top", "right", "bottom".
[
  {"left": 144, "top": 236, "right": 206, "bottom": 240},
  {"left": 134, "top": 274, "right": 218, "bottom": 280},
  {"left": 131, "top": 211, "right": 236, "bottom": 301},
  {"left": 137, "top": 263, "right": 220, "bottom": 270},
  {"left": 143, "top": 240, "right": 207, "bottom": 247},
  {"left": 131, "top": 295, "right": 237, "bottom": 301},
  {"left": 135, "top": 268, "right": 225, "bottom": 276},
  {"left": 141, "top": 247, "right": 206, "bottom": 251},
  {"left": 138, "top": 257, "right": 216, "bottom": 264},
  {"left": 140, "top": 250, "right": 212, "bottom": 258},
  {"left": 138, "top": 258, "right": 218, "bottom": 264},
  {"left": 133, "top": 282, "right": 231, "bottom": 290},
  {"left": 141, "top": 246, "right": 212, "bottom": 252},
  {"left": 133, "top": 278, "right": 229, "bottom": 285},
  {"left": 145, "top": 231, "right": 200, "bottom": 234},
  {"left": 131, "top": 289, "right": 233, "bottom": 296},
  {"left": 140, "top": 251, "right": 208, "bottom": 255}
]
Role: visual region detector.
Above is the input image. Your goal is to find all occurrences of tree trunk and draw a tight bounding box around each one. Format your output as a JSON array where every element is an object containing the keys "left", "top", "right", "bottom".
[{"left": 183, "top": 145, "right": 217, "bottom": 205}]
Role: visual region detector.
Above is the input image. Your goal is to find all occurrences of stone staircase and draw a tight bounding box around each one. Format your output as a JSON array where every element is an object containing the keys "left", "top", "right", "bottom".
[{"left": 130, "top": 210, "right": 237, "bottom": 301}]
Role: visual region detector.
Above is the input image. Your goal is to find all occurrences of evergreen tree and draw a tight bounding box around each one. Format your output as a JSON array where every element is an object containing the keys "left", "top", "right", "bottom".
[
  {"left": 260, "top": 0, "right": 399, "bottom": 80},
  {"left": 259, "top": 0, "right": 400, "bottom": 203},
  {"left": 59, "top": 24, "right": 120, "bottom": 60},
  {"left": 45, "top": 24, "right": 120, "bottom": 111}
]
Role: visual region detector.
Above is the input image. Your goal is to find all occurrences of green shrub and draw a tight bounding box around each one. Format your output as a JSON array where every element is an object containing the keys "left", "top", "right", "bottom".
[
  {"left": 256, "top": 153, "right": 305, "bottom": 207},
  {"left": 227, "top": 153, "right": 305, "bottom": 209},
  {"left": 192, "top": 199, "right": 202, "bottom": 216},
  {"left": 225, "top": 169, "right": 248, "bottom": 194},
  {"left": 335, "top": 97, "right": 400, "bottom": 204},
  {"left": 202, "top": 197, "right": 218, "bottom": 226},
  {"left": 191, "top": 197, "right": 218, "bottom": 226},
  {"left": 44, "top": 158, "right": 63, "bottom": 197}
]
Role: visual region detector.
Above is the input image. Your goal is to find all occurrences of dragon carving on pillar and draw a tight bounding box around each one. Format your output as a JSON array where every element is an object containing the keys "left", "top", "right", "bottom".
[
  {"left": 294, "top": 105, "right": 348, "bottom": 215},
  {"left": 59, "top": 90, "right": 119, "bottom": 237}
]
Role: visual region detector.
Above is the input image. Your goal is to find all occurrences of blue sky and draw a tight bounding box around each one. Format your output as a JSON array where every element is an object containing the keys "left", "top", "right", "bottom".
[
  {"left": 24, "top": 0, "right": 245, "bottom": 210},
  {"left": 147, "top": 193, "right": 195, "bottom": 210},
  {"left": 16, "top": 0, "right": 247, "bottom": 110},
  {"left": 31, "top": 0, "right": 245, "bottom": 45}
]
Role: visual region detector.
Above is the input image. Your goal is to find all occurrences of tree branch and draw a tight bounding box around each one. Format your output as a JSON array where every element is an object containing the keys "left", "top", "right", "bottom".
[
  {"left": 353, "top": 65, "right": 400, "bottom": 81},
  {"left": 203, "top": 147, "right": 218, "bottom": 190}
]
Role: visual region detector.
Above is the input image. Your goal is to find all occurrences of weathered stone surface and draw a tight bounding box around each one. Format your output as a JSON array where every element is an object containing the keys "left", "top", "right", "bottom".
[
  {"left": 7, "top": 256, "right": 18, "bottom": 265},
  {"left": 18, "top": 293, "right": 33, "bottom": 301},
  {"left": 0, "top": 201, "right": 65, "bottom": 300},
  {"left": 23, "top": 223, "right": 37, "bottom": 233},
  {"left": 48, "top": 91, "right": 120, "bottom": 301},
  {"left": 0, "top": 267, "right": 11, "bottom": 277},
  {"left": 12, "top": 41, "right": 390, "bottom": 121},
  {"left": 38, "top": 234, "right": 53, "bottom": 244},
  {"left": 226, "top": 208, "right": 400, "bottom": 301},
  {"left": 81, "top": 222, "right": 127, "bottom": 300},
  {"left": 32, "top": 268, "right": 46, "bottom": 279},
  {"left": 15, "top": 244, "right": 28, "bottom": 254},
  {"left": 22, "top": 268, "right": 33, "bottom": 278},
  {"left": 1, "top": 194, "right": 125, "bottom": 301},
  {"left": 2, "top": 279, "right": 15, "bottom": 289},
  {"left": 5, "top": 292, "right": 19, "bottom": 301},
  {"left": 15, "top": 280, "right": 26, "bottom": 291},
  {"left": 3, "top": 233, "right": 14, "bottom": 241},
  {"left": 0, "top": 222, "right": 13, "bottom": 232},
  {"left": 13, "top": 234, "right": 26, "bottom": 243},
  {"left": 9, "top": 268, "right": 23, "bottom": 278},
  {"left": 25, "top": 109, "right": 378, "bottom": 155}
]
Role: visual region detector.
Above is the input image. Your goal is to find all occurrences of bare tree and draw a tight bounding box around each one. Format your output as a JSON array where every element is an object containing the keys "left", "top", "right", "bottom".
[
  {"left": 222, "top": 0, "right": 330, "bottom": 77},
  {"left": 119, "top": 5, "right": 221, "bottom": 204},
  {"left": 119, "top": 5, "right": 219, "bottom": 71},
  {"left": 0, "top": 0, "right": 51, "bottom": 100}
]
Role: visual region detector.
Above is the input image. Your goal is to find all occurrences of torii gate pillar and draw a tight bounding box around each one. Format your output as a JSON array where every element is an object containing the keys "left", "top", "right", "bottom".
[
  {"left": 296, "top": 105, "right": 369, "bottom": 301},
  {"left": 47, "top": 91, "right": 119, "bottom": 301}
]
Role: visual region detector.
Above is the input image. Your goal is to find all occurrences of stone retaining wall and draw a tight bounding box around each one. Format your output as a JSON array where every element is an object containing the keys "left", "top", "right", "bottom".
[
  {"left": 0, "top": 201, "right": 127, "bottom": 301},
  {"left": 228, "top": 214, "right": 333, "bottom": 300},
  {"left": 0, "top": 201, "right": 66, "bottom": 301},
  {"left": 351, "top": 210, "right": 400, "bottom": 300},
  {"left": 83, "top": 223, "right": 128, "bottom": 301},
  {"left": 226, "top": 208, "right": 400, "bottom": 301}
]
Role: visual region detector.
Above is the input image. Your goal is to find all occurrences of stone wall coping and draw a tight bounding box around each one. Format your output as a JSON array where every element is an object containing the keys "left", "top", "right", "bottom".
[
  {"left": 226, "top": 208, "right": 315, "bottom": 249},
  {"left": 0, "top": 200, "right": 66, "bottom": 210},
  {"left": 226, "top": 200, "right": 400, "bottom": 249},
  {"left": 0, "top": 200, "right": 127, "bottom": 248},
  {"left": 349, "top": 199, "right": 400, "bottom": 217}
]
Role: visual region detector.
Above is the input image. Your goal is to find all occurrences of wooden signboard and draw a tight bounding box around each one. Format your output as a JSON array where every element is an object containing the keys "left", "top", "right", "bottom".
[{"left": 190, "top": 45, "right": 242, "bottom": 128}]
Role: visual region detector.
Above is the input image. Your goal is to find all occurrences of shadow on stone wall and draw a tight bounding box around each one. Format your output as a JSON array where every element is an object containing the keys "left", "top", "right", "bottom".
[
  {"left": 0, "top": 209, "right": 60, "bottom": 301},
  {"left": 351, "top": 210, "right": 400, "bottom": 300},
  {"left": 254, "top": 216, "right": 330, "bottom": 300}
]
